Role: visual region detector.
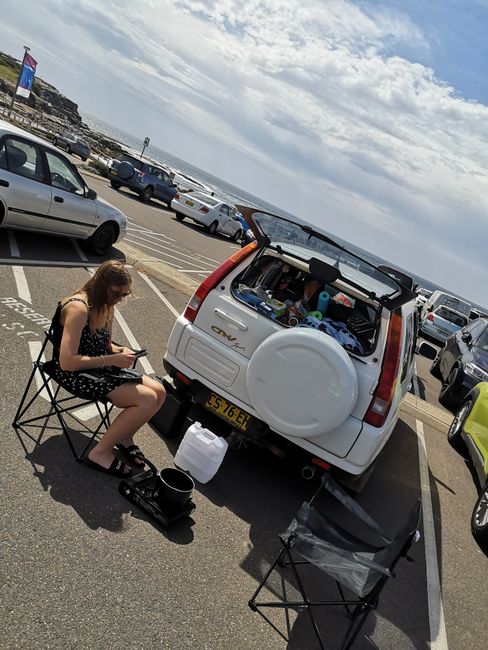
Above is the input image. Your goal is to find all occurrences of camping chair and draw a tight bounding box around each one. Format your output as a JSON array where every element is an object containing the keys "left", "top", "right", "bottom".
[
  {"left": 249, "top": 472, "right": 422, "bottom": 650},
  {"left": 13, "top": 305, "right": 121, "bottom": 462}
]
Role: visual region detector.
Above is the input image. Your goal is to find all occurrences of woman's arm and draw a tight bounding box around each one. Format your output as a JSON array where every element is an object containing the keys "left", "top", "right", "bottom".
[{"left": 107, "top": 310, "right": 134, "bottom": 354}]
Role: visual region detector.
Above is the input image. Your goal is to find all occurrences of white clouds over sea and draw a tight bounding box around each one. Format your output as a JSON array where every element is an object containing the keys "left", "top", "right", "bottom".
[{"left": 1, "top": 0, "right": 487, "bottom": 304}]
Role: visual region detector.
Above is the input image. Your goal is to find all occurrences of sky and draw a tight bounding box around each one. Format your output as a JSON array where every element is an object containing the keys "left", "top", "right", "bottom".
[{"left": 1, "top": 0, "right": 487, "bottom": 306}]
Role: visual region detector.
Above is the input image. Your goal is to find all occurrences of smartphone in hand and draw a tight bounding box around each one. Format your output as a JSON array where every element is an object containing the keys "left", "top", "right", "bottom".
[{"left": 132, "top": 348, "right": 148, "bottom": 359}]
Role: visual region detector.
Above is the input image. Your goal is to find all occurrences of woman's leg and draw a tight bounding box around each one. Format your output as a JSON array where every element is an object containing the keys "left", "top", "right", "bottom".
[{"left": 88, "top": 377, "right": 165, "bottom": 468}]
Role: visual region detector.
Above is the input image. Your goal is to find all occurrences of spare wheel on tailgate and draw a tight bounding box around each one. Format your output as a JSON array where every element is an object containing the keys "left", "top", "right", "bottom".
[{"left": 246, "top": 328, "right": 358, "bottom": 438}]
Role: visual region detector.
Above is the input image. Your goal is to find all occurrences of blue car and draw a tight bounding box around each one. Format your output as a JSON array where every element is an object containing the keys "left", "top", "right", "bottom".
[
  {"left": 420, "top": 305, "right": 468, "bottom": 344},
  {"left": 109, "top": 153, "right": 177, "bottom": 207}
]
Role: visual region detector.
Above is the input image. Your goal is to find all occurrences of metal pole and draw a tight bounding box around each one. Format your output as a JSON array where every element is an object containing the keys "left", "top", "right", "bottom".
[{"left": 10, "top": 45, "right": 30, "bottom": 113}]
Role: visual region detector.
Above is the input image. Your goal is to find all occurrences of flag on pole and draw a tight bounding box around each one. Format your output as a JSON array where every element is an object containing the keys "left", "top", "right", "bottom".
[{"left": 16, "top": 52, "right": 37, "bottom": 98}]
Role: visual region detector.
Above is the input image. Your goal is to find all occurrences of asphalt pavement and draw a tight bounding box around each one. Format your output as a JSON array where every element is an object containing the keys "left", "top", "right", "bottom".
[{"left": 1, "top": 170, "right": 487, "bottom": 649}]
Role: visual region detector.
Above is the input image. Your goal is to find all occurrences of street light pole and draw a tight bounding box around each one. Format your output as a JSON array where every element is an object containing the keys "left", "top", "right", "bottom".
[{"left": 10, "top": 45, "right": 31, "bottom": 112}]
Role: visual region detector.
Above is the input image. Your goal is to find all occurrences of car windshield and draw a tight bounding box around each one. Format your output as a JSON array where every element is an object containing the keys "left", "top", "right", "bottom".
[
  {"left": 118, "top": 154, "right": 143, "bottom": 171},
  {"left": 440, "top": 295, "right": 470, "bottom": 315},
  {"left": 436, "top": 307, "right": 467, "bottom": 326},
  {"left": 252, "top": 212, "right": 401, "bottom": 299},
  {"left": 475, "top": 329, "right": 488, "bottom": 352}
]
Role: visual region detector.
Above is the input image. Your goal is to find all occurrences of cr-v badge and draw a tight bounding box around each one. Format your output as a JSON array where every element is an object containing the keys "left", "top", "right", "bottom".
[{"left": 211, "top": 325, "right": 245, "bottom": 351}]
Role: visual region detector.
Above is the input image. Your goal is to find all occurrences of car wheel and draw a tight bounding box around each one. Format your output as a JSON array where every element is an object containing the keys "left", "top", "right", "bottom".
[
  {"left": 232, "top": 228, "right": 243, "bottom": 243},
  {"left": 166, "top": 201, "right": 173, "bottom": 210},
  {"left": 438, "top": 365, "right": 462, "bottom": 411},
  {"left": 141, "top": 186, "right": 153, "bottom": 202},
  {"left": 207, "top": 220, "right": 218, "bottom": 235},
  {"left": 447, "top": 399, "right": 471, "bottom": 452},
  {"left": 430, "top": 351, "right": 443, "bottom": 380},
  {"left": 84, "top": 223, "right": 116, "bottom": 256},
  {"left": 175, "top": 212, "right": 185, "bottom": 222},
  {"left": 110, "top": 180, "right": 121, "bottom": 189},
  {"left": 471, "top": 483, "right": 488, "bottom": 550}
]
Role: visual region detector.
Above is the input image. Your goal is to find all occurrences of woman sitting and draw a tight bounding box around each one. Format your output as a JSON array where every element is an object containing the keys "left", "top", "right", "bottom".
[{"left": 51, "top": 260, "right": 165, "bottom": 476}]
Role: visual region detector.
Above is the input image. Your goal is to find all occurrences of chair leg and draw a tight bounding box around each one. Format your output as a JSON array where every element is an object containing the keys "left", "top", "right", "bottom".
[
  {"left": 41, "top": 370, "right": 81, "bottom": 461},
  {"left": 341, "top": 602, "right": 373, "bottom": 650},
  {"left": 249, "top": 546, "right": 288, "bottom": 608}
]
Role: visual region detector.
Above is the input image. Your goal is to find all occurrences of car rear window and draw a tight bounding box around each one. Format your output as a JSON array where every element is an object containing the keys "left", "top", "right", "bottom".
[
  {"left": 190, "top": 193, "right": 219, "bottom": 206},
  {"left": 117, "top": 154, "right": 143, "bottom": 171},
  {"left": 436, "top": 307, "right": 467, "bottom": 326}
]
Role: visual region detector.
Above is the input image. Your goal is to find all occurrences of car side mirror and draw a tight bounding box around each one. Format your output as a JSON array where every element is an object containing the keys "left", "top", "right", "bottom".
[
  {"left": 415, "top": 341, "right": 438, "bottom": 359},
  {"left": 86, "top": 188, "right": 97, "bottom": 200},
  {"left": 461, "top": 332, "right": 472, "bottom": 344}
]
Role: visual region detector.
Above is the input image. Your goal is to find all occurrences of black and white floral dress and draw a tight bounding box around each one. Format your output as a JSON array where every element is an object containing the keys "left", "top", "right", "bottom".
[{"left": 50, "top": 297, "right": 134, "bottom": 400}]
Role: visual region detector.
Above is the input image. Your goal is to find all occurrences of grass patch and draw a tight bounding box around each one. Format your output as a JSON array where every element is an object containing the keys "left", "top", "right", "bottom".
[{"left": 0, "top": 61, "right": 19, "bottom": 85}]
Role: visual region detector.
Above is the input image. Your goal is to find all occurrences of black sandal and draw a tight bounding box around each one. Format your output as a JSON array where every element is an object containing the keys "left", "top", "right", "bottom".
[
  {"left": 85, "top": 456, "right": 132, "bottom": 477},
  {"left": 116, "top": 443, "right": 146, "bottom": 467}
]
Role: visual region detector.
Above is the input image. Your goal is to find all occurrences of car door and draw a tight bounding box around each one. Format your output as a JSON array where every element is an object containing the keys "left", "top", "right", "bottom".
[
  {"left": 43, "top": 149, "right": 97, "bottom": 237},
  {"left": 219, "top": 205, "right": 233, "bottom": 234},
  {"left": 441, "top": 321, "right": 479, "bottom": 377},
  {"left": 155, "top": 170, "right": 173, "bottom": 201},
  {"left": 0, "top": 136, "right": 51, "bottom": 231}
]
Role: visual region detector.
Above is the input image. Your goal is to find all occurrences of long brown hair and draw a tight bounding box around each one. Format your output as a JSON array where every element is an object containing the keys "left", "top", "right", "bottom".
[{"left": 76, "top": 260, "right": 132, "bottom": 332}]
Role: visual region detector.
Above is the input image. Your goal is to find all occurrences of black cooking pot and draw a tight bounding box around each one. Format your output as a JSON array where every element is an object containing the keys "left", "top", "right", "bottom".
[{"left": 142, "top": 457, "right": 194, "bottom": 509}]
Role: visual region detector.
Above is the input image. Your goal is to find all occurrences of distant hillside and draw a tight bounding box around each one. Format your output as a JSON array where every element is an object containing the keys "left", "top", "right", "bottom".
[{"left": 0, "top": 50, "right": 82, "bottom": 124}]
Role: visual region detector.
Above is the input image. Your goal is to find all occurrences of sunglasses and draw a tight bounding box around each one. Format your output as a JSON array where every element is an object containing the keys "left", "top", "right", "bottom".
[{"left": 109, "top": 288, "right": 131, "bottom": 299}]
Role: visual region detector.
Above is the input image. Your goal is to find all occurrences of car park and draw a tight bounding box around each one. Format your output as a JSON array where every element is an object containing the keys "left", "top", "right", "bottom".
[
  {"left": 52, "top": 131, "right": 90, "bottom": 161},
  {"left": 109, "top": 153, "right": 177, "bottom": 207},
  {"left": 470, "top": 308, "right": 488, "bottom": 321},
  {"left": 447, "top": 382, "right": 488, "bottom": 550},
  {"left": 0, "top": 120, "right": 127, "bottom": 255},
  {"left": 415, "top": 287, "right": 433, "bottom": 312},
  {"left": 430, "top": 317, "right": 488, "bottom": 410},
  {"left": 419, "top": 305, "right": 468, "bottom": 344},
  {"left": 420, "top": 289, "right": 471, "bottom": 321},
  {"left": 171, "top": 192, "right": 244, "bottom": 241},
  {"left": 162, "top": 208, "right": 418, "bottom": 489}
]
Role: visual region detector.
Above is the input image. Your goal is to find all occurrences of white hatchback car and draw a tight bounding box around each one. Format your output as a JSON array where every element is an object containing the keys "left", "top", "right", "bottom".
[
  {"left": 163, "top": 209, "right": 418, "bottom": 488},
  {"left": 171, "top": 191, "right": 243, "bottom": 241},
  {"left": 0, "top": 120, "right": 127, "bottom": 254}
]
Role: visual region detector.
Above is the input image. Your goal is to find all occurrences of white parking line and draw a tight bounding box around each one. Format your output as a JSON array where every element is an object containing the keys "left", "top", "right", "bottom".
[
  {"left": 28, "top": 341, "right": 52, "bottom": 400},
  {"left": 125, "top": 233, "right": 214, "bottom": 269},
  {"left": 127, "top": 226, "right": 177, "bottom": 243},
  {"left": 8, "top": 231, "right": 20, "bottom": 257},
  {"left": 71, "top": 238, "right": 88, "bottom": 262},
  {"left": 138, "top": 271, "right": 181, "bottom": 318},
  {"left": 0, "top": 258, "right": 89, "bottom": 267},
  {"left": 412, "top": 372, "right": 449, "bottom": 649},
  {"left": 12, "top": 266, "right": 32, "bottom": 303}
]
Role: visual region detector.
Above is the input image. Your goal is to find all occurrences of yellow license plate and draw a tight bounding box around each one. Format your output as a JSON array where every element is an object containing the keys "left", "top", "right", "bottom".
[
  {"left": 186, "top": 200, "right": 194, "bottom": 207},
  {"left": 205, "top": 393, "right": 251, "bottom": 432},
  {"left": 110, "top": 169, "right": 118, "bottom": 175}
]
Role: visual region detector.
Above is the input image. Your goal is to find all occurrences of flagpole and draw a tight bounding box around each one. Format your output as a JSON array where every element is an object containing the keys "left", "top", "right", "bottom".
[{"left": 10, "top": 45, "right": 31, "bottom": 112}]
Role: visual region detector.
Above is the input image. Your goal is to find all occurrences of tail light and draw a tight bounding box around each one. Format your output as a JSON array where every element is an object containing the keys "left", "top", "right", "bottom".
[
  {"left": 427, "top": 313, "right": 434, "bottom": 322},
  {"left": 200, "top": 206, "right": 209, "bottom": 213},
  {"left": 364, "top": 311, "right": 403, "bottom": 427},
  {"left": 136, "top": 170, "right": 145, "bottom": 178},
  {"left": 175, "top": 192, "right": 179, "bottom": 200},
  {"left": 184, "top": 242, "right": 258, "bottom": 322}
]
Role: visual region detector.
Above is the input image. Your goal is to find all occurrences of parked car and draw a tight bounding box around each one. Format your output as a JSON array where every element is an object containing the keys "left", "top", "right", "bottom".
[
  {"left": 430, "top": 318, "right": 488, "bottom": 410},
  {"left": 415, "top": 287, "right": 433, "bottom": 312},
  {"left": 240, "top": 227, "right": 256, "bottom": 248},
  {"left": 52, "top": 131, "right": 90, "bottom": 161},
  {"left": 420, "top": 289, "right": 471, "bottom": 321},
  {"left": 419, "top": 305, "right": 468, "bottom": 344},
  {"left": 171, "top": 192, "right": 243, "bottom": 241},
  {"left": 470, "top": 308, "right": 488, "bottom": 321},
  {"left": 0, "top": 120, "right": 127, "bottom": 255},
  {"left": 109, "top": 153, "right": 177, "bottom": 207},
  {"left": 162, "top": 207, "right": 418, "bottom": 489},
  {"left": 446, "top": 382, "right": 488, "bottom": 550}
]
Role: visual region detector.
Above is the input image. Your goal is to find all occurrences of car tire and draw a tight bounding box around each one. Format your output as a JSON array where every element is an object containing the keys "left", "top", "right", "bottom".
[
  {"left": 141, "top": 186, "right": 153, "bottom": 202},
  {"left": 207, "top": 220, "right": 218, "bottom": 235},
  {"left": 110, "top": 180, "right": 121, "bottom": 189},
  {"left": 84, "top": 223, "right": 116, "bottom": 256},
  {"left": 232, "top": 228, "right": 243, "bottom": 243},
  {"left": 175, "top": 212, "right": 185, "bottom": 222},
  {"left": 430, "top": 351, "right": 443, "bottom": 380},
  {"left": 447, "top": 399, "right": 471, "bottom": 453},
  {"left": 438, "top": 365, "right": 462, "bottom": 411},
  {"left": 471, "top": 482, "right": 488, "bottom": 550}
]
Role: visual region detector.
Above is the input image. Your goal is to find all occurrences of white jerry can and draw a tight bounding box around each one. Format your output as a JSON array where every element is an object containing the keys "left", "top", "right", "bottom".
[{"left": 174, "top": 421, "right": 229, "bottom": 484}]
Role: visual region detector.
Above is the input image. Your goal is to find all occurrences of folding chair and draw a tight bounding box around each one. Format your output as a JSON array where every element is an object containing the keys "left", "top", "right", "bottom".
[
  {"left": 13, "top": 306, "right": 115, "bottom": 462},
  {"left": 249, "top": 473, "right": 422, "bottom": 650}
]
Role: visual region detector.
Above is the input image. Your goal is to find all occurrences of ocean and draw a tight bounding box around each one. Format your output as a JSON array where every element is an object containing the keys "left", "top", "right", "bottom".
[{"left": 81, "top": 112, "right": 486, "bottom": 311}]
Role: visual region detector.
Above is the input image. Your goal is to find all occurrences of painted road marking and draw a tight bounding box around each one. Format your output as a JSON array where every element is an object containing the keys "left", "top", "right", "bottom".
[
  {"left": 0, "top": 258, "right": 89, "bottom": 267},
  {"left": 138, "top": 271, "right": 180, "bottom": 318},
  {"left": 8, "top": 231, "right": 20, "bottom": 257},
  {"left": 412, "top": 371, "right": 449, "bottom": 649},
  {"left": 71, "top": 238, "right": 88, "bottom": 262},
  {"left": 28, "top": 340, "right": 52, "bottom": 401},
  {"left": 12, "top": 266, "right": 32, "bottom": 304},
  {"left": 124, "top": 235, "right": 212, "bottom": 270}
]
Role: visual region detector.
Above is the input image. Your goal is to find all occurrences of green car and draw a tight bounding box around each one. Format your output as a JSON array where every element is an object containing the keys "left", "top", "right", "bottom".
[{"left": 448, "top": 381, "right": 488, "bottom": 549}]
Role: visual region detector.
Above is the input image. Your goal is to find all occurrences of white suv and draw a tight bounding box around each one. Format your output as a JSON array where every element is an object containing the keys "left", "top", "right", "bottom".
[{"left": 163, "top": 209, "right": 417, "bottom": 486}]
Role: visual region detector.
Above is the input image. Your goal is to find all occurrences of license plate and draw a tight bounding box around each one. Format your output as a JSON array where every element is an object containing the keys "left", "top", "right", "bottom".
[
  {"left": 110, "top": 169, "right": 118, "bottom": 176},
  {"left": 185, "top": 200, "right": 194, "bottom": 207},
  {"left": 205, "top": 393, "right": 251, "bottom": 431}
]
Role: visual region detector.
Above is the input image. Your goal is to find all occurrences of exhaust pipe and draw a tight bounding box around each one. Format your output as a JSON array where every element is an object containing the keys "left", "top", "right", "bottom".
[{"left": 302, "top": 464, "right": 317, "bottom": 480}]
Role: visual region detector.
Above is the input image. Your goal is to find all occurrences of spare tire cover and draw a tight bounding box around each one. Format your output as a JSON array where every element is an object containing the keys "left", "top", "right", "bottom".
[
  {"left": 246, "top": 328, "right": 358, "bottom": 438},
  {"left": 116, "top": 161, "right": 135, "bottom": 180}
]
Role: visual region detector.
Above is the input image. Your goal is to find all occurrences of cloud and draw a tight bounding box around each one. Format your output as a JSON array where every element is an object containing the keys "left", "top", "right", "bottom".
[{"left": 0, "top": 0, "right": 487, "bottom": 305}]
